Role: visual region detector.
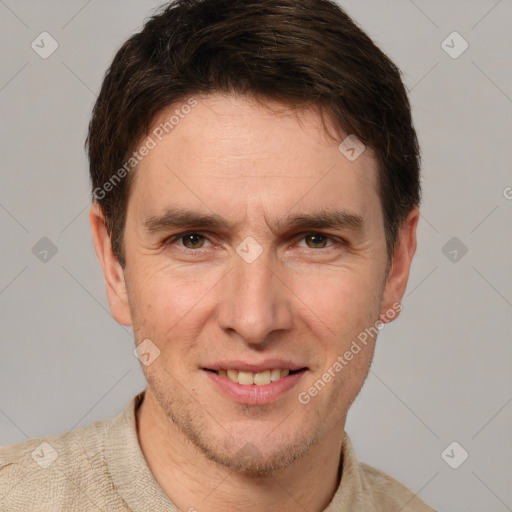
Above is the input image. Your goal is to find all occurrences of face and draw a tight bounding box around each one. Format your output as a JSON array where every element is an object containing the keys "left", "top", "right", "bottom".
[{"left": 92, "top": 93, "right": 417, "bottom": 474}]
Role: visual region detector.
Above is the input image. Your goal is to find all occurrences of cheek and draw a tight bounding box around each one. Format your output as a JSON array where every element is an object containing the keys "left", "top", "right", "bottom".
[
  {"left": 290, "top": 265, "right": 382, "bottom": 336},
  {"left": 126, "top": 263, "right": 219, "bottom": 343}
]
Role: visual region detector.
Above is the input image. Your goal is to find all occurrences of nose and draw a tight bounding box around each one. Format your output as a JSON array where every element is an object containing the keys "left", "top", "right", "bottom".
[{"left": 217, "top": 251, "right": 293, "bottom": 348}]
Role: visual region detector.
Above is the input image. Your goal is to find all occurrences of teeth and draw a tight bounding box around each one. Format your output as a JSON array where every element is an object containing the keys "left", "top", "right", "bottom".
[
  {"left": 221, "top": 368, "right": 293, "bottom": 386},
  {"left": 227, "top": 369, "right": 238, "bottom": 382},
  {"left": 270, "top": 369, "right": 282, "bottom": 382},
  {"left": 238, "top": 371, "right": 254, "bottom": 385},
  {"left": 254, "top": 370, "right": 271, "bottom": 385}
]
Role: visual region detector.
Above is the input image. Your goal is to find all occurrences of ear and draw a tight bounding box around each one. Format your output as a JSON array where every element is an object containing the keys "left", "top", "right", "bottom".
[
  {"left": 379, "top": 207, "right": 419, "bottom": 323},
  {"left": 89, "top": 204, "right": 132, "bottom": 326}
]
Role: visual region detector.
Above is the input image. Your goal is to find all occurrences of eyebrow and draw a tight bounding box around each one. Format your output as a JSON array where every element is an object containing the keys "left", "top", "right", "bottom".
[
  {"left": 275, "top": 209, "right": 364, "bottom": 233},
  {"left": 143, "top": 208, "right": 365, "bottom": 234},
  {"left": 144, "top": 209, "right": 231, "bottom": 232}
]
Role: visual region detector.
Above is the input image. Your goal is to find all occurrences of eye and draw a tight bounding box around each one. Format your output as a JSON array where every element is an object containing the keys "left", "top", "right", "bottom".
[
  {"left": 170, "top": 232, "right": 212, "bottom": 250},
  {"left": 297, "top": 233, "right": 336, "bottom": 249}
]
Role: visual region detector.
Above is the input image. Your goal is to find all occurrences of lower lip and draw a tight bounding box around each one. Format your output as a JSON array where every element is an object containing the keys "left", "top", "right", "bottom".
[{"left": 203, "top": 369, "right": 307, "bottom": 405}]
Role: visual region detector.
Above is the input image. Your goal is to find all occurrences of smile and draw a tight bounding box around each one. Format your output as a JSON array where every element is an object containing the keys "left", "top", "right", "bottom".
[
  {"left": 209, "top": 368, "right": 305, "bottom": 386},
  {"left": 203, "top": 366, "right": 308, "bottom": 405}
]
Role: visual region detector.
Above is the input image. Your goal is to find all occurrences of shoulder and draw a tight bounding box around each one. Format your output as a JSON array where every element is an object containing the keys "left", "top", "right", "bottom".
[
  {"left": 359, "top": 461, "right": 437, "bottom": 512},
  {"left": 0, "top": 416, "right": 121, "bottom": 511}
]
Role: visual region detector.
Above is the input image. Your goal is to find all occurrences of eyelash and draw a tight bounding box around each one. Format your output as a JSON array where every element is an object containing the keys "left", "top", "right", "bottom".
[{"left": 165, "top": 231, "right": 345, "bottom": 254}]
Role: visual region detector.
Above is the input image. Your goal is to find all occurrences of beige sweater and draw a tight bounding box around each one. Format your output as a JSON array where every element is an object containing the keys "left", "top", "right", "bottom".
[{"left": 0, "top": 391, "right": 436, "bottom": 511}]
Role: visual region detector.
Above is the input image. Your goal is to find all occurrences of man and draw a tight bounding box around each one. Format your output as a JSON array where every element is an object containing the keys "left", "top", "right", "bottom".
[{"left": 0, "top": 0, "right": 435, "bottom": 510}]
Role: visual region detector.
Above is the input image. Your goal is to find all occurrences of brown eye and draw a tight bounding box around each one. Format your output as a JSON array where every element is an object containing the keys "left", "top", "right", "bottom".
[
  {"left": 304, "top": 233, "right": 328, "bottom": 248},
  {"left": 181, "top": 233, "right": 206, "bottom": 249}
]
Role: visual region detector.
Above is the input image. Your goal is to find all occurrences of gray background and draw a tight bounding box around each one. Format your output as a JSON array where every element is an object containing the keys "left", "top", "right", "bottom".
[{"left": 1, "top": 1, "right": 511, "bottom": 510}]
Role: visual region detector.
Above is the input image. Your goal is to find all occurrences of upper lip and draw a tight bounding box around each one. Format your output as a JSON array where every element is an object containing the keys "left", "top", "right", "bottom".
[{"left": 203, "top": 360, "right": 308, "bottom": 373}]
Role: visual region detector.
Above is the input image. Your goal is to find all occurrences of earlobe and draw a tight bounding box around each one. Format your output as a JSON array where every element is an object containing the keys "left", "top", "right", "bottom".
[
  {"left": 89, "top": 204, "right": 133, "bottom": 326},
  {"left": 379, "top": 207, "right": 419, "bottom": 323}
]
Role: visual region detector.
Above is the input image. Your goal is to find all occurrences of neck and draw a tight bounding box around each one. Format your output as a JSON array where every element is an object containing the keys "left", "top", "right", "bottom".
[{"left": 136, "top": 388, "right": 345, "bottom": 512}]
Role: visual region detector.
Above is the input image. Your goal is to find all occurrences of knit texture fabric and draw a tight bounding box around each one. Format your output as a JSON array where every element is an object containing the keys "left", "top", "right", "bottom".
[{"left": 0, "top": 391, "right": 436, "bottom": 511}]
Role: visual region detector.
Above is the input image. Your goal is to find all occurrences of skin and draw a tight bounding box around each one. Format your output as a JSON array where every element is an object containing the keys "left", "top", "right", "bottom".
[{"left": 90, "top": 93, "right": 418, "bottom": 512}]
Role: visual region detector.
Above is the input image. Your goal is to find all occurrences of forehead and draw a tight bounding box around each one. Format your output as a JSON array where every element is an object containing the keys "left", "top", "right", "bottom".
[{"left": 129, "top": 94, "right": 382, "bottom": 230}]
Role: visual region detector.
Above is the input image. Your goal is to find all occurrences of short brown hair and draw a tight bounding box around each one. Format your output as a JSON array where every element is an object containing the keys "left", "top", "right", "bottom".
[{"left": 86, "top": 0, "right": 421, "bottom": 267}]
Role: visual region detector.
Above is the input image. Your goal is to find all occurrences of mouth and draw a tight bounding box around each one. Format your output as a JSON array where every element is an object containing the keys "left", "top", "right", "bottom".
[
  {"left": 204, "top": 367, "right": 307, "bottom": 386},
  {"left": 202, "top": 364, "right": 308, "bottom": 405}
]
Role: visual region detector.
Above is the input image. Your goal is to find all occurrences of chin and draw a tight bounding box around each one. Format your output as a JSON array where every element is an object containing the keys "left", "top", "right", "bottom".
[
  {"left": 146, "top": 371, "right": 324, "bottom": 475},
  {"left": 194, "top": 435, "right": 317, "bottom": 476},
  {"left": 170, "top": 403, "right": 318, "bottom": 475}
]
